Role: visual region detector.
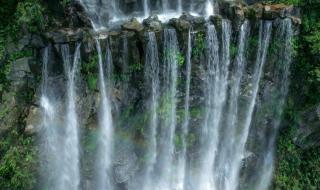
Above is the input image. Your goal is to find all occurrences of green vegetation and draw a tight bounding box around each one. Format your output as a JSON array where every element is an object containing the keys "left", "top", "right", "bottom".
[
  {"left": 0, "top": 2, "right": 45, "bottom": 189},
  {"left": 176, "top": 52, "right": 185, "bottom": 66},
  {"left": 0, "top": 0, "right": 47, "bottom": 93},
  {"left": 230, "top": 42, "right": 238, "bottom": 59},
  {"left": 128, "top": 62, "right": 143, "bottom": 72},
  {"left": 82, "top": 53, "right": 98, "bottom": 91},
  {"left": 0, "top": 130, "right": 38, "bottom": 190},
  {"left": 193, "top": 32, "right": 205, "bottom": 58},
  {"left": 271, "top": 0, "right": 320, "bottom": 189},
  {"left": 16, "top": 0, "right": 46, "bottom": 33},
  {"left": 60, "top": 0, "right": 71, "bottom": 8},
  {"left": 275, "top": 127, "right": 320, "bottom": 189}
]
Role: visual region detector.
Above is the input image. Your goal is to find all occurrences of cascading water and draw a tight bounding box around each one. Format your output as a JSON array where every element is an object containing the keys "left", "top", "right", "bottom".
[
  {"left": 226, "top": 21, "right": 272, "bottom": 190},
  {"left": 105, "top": 39, "right": 114, "bottom": 93},
  {"left": 205, "top": 0, "right": 215, "bottom": 16},
  {"left": 156, "top": 28, "right": 179, "bottom": 190},
  {"left": 197, "top": 24, "right": 220, "bottom": 190},
  {"left": 77, "top": 0, "right": 215, "bottom": 29},
  {"left": 40, "top": 44, "right": 82, "bottom": 190},
  {"left": 95, "top": 39, "right": 114, "bottom": 190},
  {"left": 38, "top": 2, "right": 295, "bottom": 189},
  {"left": 40, "top": 46, "right": 61, "bottom": 189},
  {"left": 175, "top": 29, "right": 192, "bottom": 190},
  {"left": 143, "top": 0, "right": 150, "bottom": 18},
  {"left": 197, "top": 20, "right": 231, "bottom": 190},
  {"left": 60, "top": 44, "right": 81, "bottom": 190},
  {"left": 142, "top": 32, "right": 160, "bottom": 190},
  {"left": 121, "top": 37, "right": 129, "bottom": 105},
  {"left": 254, "top": 18, "right": 293, "bottom": 190},
  {"left": 162, "top": 0, "right": 169, "bottom": 12},
  {"left": 214, "top": 20, "right": 250, "bottom": 190},
  {"left": 178, "top": 0, "right": 183, "bottom": 13}
]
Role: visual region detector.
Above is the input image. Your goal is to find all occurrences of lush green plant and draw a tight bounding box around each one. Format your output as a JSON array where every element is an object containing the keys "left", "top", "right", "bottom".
[
  {"left": 275, "top": 127, "right": 320, "bottom": 189},
  {"left": 15, "top": 0, "right": 46, "bottom": 32},
  {"left": 193, "top": 32, "right": 205, "bottom": 58},
  {"left": 128, "top": 62, "right": 143, "bottom": 72},
  {"left": 60, "top": 0, "right": 70, "bottom": 8},
  {"left": 176, "top": 52, "right": 185, "bottom": 66},
  {"left": 0, "top": 130, "right": 38, "bottom": 190},
  {"left": 82, "top": 54, "right": 98, "bottom": 91},
  {"left": 230, "top": 42, "right": 238, "bottom": 59}
]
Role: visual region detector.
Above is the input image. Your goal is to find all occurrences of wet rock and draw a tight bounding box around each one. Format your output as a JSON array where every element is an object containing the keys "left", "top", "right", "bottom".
[
  {"left": 209, "top": 15, "right": 223, "bottom": 28},
  {"left": 30, "top": 34, "right": 45, "bottom": 48},
  {"left": 220, "top": 1, "right": 246, "bottom": 22},
  {"left": 8, "top": 57, "right": 32, "bottom": 81},
  {"left": 18, "top": 34, "right": 32, "bottom": 50},
  {"left": 25, "top": 106, "right": 41, "bottom": 135},
  {"left": 66, "top": 2, "right": 92, "bottom": 28},
  {"left": 246, "top": 3, "right": 263, "bottom": 19},
  {"left": 45, "top": 28, "right": 84, "bottom": 43},
  {"left": 143, "top": 15, "right": 162, "bottom": 31},
  {"left": 244, "top": 3, "right": 301, "bottom": 20},
  {"left": 290, "top": 16, "right": 301, "bottom": 25},
  {"left": 169, "top": 18, "right": 191, "bottom": 32},
  {"left": 263, "top": 4, "right": 284, "bottom": 20},
  {"left": 122, "top": 18, "right": 144, "bottom": 32}
]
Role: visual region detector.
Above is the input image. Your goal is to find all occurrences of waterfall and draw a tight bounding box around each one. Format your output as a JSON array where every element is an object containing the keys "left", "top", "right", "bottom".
[
  {"left": 205, "top": 0, "right": 215, "bottom": 16},
  {"left": 40, "top": 46, "right": 61, "bottom": 189},
  {"left": 175, "top": 29, "right": 192, "bottom": 190},
  {"left": 60, "top": 43, "right": 81, "bottom": 190},
  {"left": 121, "top": 37, "right": 129, "bottom": 105},
  {"left": 255, "top": 18, "right": 293, "bottom": 190},
  {"left": 37, "top": 4, "right": 295, "bottom": 188},
  {"left": 40, "top": 44, "right": 82, "bottom": 190},
  {"left": 143, "top": 32, "right": 160, "bottom": 190},
  {"left": 78, "top": 0, "right": 218, "bottom": 29},
  {"left": 105, "top": 39, "right": 114, "bottom": 93},
  {"left": 214, "top": 20, "right": 250, "bottom": 190},
  {"left": 95, "top": 39, "right": 114, "bottom": 190},
  {"left": 197, "top": 24, "right": 220, "bottom": 190},
  {"left": 197, "top": 20, "right": 231, "bottom": 190},
  {"left": 157, "top": 28, "right": 179, "bottom": 189},
  {"left": 226, "top": 21, "right": 272, "bottom": 190},
  {"left": 162, "top": 0, "right": 169, "bottom": 12},
  {"left": 143, "top": 0, "right": 150, "bottom": 18},
  {"left": 177, "top": 0, "right": 182, "bottom": 13}
]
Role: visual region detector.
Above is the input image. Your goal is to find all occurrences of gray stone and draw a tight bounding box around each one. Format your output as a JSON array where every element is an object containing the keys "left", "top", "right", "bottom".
[
  {"left": 169, "top": 16, "right": 192, "bottom": 31},
  {"left": 30, "top": 34, "right": 45, "bottom": 48},
  {"left": 25, "top": 106, "right": 41, "bottom": 135},
  {"left": 18, "top": 34, "right": 32, "bottom": 50},
  {"left": 45, "top": 29, "right": 84, "bottom": 43},
  {"left": 143, "top": 15, "right": 162, "bottom": 31},
  {"left": 122, "top": 18, "right": 144, "bottom": 32},
  {"left": 8, "top": 57, "right": 32, "bottom": 80}
]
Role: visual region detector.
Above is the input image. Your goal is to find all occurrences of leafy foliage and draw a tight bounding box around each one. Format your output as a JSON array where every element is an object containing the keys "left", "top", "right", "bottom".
[
  {"left": 193, "top": 32, "right": 205, "bottom": 58},
  {"left": 16, "top": 0, "right": 46, "bottom": 32},
  {"left": 271, "top": 1, "right": 320, "bottom": 188},
  {"left": 176, "top": 52, "right": 185, "bottom": 66},
  {"left": 82, "top": 53, "right": 98, "bottom": 91},
  {"left": 275, "top": 127, "right": 320, "bottom": 189},
  {"left": 0, "top": 130, "right": 38, "bottom": 190}
]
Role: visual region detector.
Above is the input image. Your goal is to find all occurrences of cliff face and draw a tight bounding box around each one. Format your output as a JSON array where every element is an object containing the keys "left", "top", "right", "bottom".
[{"left": 1, "top": 0, "right": 319, "bottom": 190}]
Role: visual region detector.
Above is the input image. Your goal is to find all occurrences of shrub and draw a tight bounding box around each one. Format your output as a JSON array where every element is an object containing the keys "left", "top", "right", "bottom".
[{"left": 15, "top": 0, "right": 46, "bottom": 32}]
